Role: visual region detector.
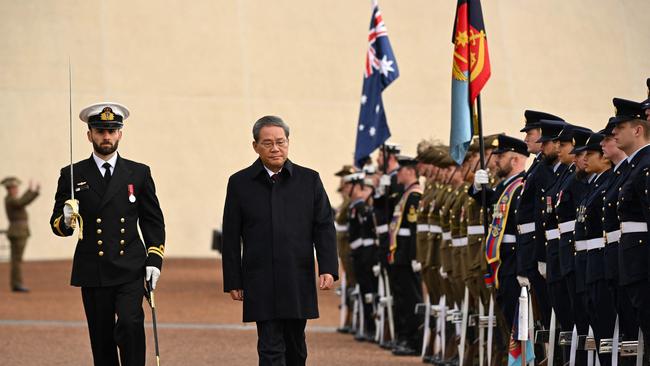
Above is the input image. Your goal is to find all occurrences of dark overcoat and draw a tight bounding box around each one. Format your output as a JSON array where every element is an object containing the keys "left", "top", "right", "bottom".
[
  {"left": 222, "top": 159, "right": 338, "bottom": 322},
  {"left": 49, "top": 154, "right": 166, "bottom": 287}
]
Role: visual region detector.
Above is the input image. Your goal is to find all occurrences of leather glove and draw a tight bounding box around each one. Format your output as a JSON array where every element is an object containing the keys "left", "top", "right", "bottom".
[
  {"left": 372, "top": 264, "right": 381, "bottom": 277},
  {"left": 411, "top": 260, "right": 422, "bottom": 273},
  {"left": 146, "top": 266, "right": 161, "bottom": 290},
  {"left": 516, "top": 275, "right": 530, "bottom": 288},
  {"left": 538, "top": 262, "right": 547, "bottom": 279},
  {"left": 63, "top": 199, "right": 80, "bottom": 228},
  {"left": 473, "top": 169, "right": 489, "bottom": 191},
  {"left": 439, "top": 266, "right": 448, "bottom": 279}
]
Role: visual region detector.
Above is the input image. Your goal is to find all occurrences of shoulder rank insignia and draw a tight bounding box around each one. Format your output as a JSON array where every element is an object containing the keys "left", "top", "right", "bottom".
[{"left": 407, "top": 206, "right": 417, "bottom": 223}]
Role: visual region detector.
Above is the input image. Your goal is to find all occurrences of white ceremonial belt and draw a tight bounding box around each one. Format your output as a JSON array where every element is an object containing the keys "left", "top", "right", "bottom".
[
  {"left": 376, "top": 224, "right": 389, "bottom": 234},
  {"left": 397, "top": 228, "right": 411, "bottom": 236},
  {"left": 558, "top": 220, "right": 576, "bottom": 234},
  {"left": 451, "top": 237, "right": 468, "bottom": 247},
  {"left": 417, "top": 224, "right": 430, "bottom": 233},
  {"left": 575, "top": 240, "right": 588, "bottom": 252},
  {"left": 545, "top": 229, "right": 560, "bottom": 241},
  {"left": 586, "top": 238, "right": 605, "bottom": 250},
  {"left": 442, "top": 232, "right": 452, "bottom": 240},
  {"left": 605, "top": 230, "right": 621, "bottom": 244},
  {"left": 502, "top": 234, "right": 517, "bottom": 243},
  {"left": 620, "top": 221, "right": 648, "bottom": 234},
  {"left": 517, "top": 222, "right": 536, "bottom": 234},
  {"left": 350, "top": 238, "right": 375, "bottom": 249},
  {"left": 334, "top": 223, "right": 348, "bottom": 233},
  {"left": 467, "top": 225, "right": 485, "bottom": 235},
  {"left": 429, "top": 224, "right": 442, "bottom": 233}
]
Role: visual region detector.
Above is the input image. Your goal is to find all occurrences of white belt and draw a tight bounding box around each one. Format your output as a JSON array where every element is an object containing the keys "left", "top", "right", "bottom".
[
  {"left": 503, "top": 234, "right": 517, "bottom": 243},
  {"left": 429, "top": 224, "right": 442, "bottom": 233},
  {"left": 451, "top": 237, "right": 468, "bottom": 247},
  {"left": 334, "top": 223, "right": 348, "bottom": 233},
  {"left": 417, "top": 224, "right": 430, "bottom": 233},
  {"left": 558, "top": 220, "right": 576, "bottom": 234},
  {"left": 397, "top": 228, "right": 411, "bottom": 236},
  {"left": 545, "top": 228, "right": 560, "bottom": 241},
  {"left": 605, "top": 230, "right": 621, "bottom": 244},
  {"left": 376, "top": 224, "right": 389, "bottom": 234},
  {"left": 620, "top": 221, "right": 648, "bottom": 234},
  {"left": 350, "top": 238, "right": 375, "bottom": 249},
  {"left": 467, "top": 225, "right": 484, "bottom": 235},
  {"left": 586, "top": 237, "right": 605, "bottom": 250},
  {"left": 575, "top": 240, "right": 588, "bottom": 251},
  {"left": 442, "top": 232, "right": 452, "bottom": 240},
  {"left": 518, "top": 222, "right": 535, "bottom": 234}
]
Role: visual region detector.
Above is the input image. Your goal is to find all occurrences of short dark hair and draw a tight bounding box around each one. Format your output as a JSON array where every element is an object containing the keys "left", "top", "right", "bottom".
[
  {"left": 629, "top": 119, "right": 650, "bottom": 139},
  {"left": 252, "top": 115, "right": 290, "bottom": 142}
]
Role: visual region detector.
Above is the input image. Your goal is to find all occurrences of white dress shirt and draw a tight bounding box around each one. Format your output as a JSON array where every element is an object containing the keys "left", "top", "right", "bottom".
[{"left": 92, "top": 152, "right": 118, "bottom": 177}]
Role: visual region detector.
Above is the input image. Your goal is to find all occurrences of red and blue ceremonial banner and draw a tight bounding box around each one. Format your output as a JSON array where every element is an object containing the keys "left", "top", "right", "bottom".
[
  {"left": 354, "top": 0, "right": 399, "bottom": 167},
  {"left": 484, "top": 177, "right": 523, "bottom": 288},
  {"left": 508, "top": 300, "right": 536, "bottom": 366},
  {"left": 450, "top": 0, "right": 491, "bottom": 164}
]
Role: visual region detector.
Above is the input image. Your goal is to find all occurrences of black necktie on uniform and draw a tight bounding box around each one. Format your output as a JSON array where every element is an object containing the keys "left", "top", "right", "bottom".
[
  {"left": 270, "top": 173, "right": 279, "bottom": 183},
  {"left": 103, "top": 162, "right": 112, "bottom": 185}
]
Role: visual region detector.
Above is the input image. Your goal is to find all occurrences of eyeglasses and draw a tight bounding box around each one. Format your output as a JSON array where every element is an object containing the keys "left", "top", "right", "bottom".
[{"left": 258, "top": 139, "right": 288, "bottom": 149}]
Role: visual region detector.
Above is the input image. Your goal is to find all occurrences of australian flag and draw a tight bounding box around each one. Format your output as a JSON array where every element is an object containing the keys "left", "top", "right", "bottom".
[{"left": 354, "top": 0, "right": 399, "bottom": 167}]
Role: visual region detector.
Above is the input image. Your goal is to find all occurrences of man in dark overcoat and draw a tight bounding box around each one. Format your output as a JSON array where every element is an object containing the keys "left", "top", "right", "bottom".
[
  {"left": 222, "top": 115, "right": 338, "bottom": 366},
  {"left": 49, "top": 102, "right": 166, "bottom": 366}
]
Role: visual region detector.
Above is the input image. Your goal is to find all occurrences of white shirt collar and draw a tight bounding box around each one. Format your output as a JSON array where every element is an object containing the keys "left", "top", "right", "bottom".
[
  {"left": 613, "top": 158, "right": 627, "bottom": 172},
  {"left": 627, "top": 144, "right": 650, "bottom": 163},
  {"left": 263, "top": 165, "right": 281, "bottom": 177},
  {"left": 92, "top": 152, "right": 118, "bottom": 176},
  {"left": 553, "top": 161, "right": 562, "bottom": 173}
]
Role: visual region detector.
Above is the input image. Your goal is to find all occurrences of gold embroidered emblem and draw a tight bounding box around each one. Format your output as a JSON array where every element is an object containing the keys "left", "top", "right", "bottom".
[{"left": 100, "top": 107, "right": 115, "bottom": 121}]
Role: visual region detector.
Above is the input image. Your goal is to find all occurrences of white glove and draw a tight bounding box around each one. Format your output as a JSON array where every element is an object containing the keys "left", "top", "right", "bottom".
[
  {"left": 372, "top": 264, "right": 381, "bottom": 277},
  {"left": 411, "top": 260, "right": 422, "bottom": 273},
  {"left": 146, "top": 266, "right": 161, "bottom": 290},
  {"left": 538, "top": 262, "right": 547, "bottom": 279},
  {"left": 516, "top": 275, "right": 530, "bottom": 288},
  {"left": 473, "top": 169, "right": 489, "bottom": 191},
  {"left": 63, "top": 199, "right": 80, "bottom": 228},
  {"left": 439, "top": 266, "right": 448, "bottom": 279}
]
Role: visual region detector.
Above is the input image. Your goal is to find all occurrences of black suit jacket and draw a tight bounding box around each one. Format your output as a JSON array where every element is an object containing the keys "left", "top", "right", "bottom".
[
  {"left": 50, "top": 154, "right": 165, "bottom": 287},
  {"left": 617, "top": 146, "right": 650, "bottom": 285},
  {"left": 222, "top": 159, "right": 338, "bottom": 322}
]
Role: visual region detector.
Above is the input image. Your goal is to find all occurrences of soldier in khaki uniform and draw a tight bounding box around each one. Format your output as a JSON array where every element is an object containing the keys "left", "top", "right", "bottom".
[
  {"left": 334, "top": 165, "right": 357, "bottom": 333},
  {"left": 2, "top": 176, "right": 39, "bottom": 292},
  {"left": 415, "top": 141, "right": 441, "bottom": 303}
]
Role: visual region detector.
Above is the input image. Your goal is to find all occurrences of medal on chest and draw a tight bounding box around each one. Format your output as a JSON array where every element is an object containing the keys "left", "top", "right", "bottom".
[{"left": 128, "top": 184, "right": 136, "bottom": 203}]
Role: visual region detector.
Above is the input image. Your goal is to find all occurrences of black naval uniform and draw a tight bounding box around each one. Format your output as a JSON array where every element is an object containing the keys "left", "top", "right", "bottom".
[
  {"left": 475, "top": 172, "right": 525, "bottom": 329},
  {"left": 602, "top": 159, "right": 638, "bottom": 342},
  {"left": 389, "top": 182, "right": 422, "bottom": 350},
  {"left": 348, "top": 197, "right": 378, "bottom": 337},
  {"left": 515, "top": 154, "right": 555, "bottom": 327},
  {"left": 582, "top": 169, "right": 616, "bottom": 365},
  {"left": 374, "top": 170, "right": 404, "bottom": 265},
  {"left": 617, "top": 145, "right": 650, "bottom": 341},
  {"left": 543, "top": 163, "right": 575, "bottom": 332},
  {"left": 50, "top": 154, "right": 165, "bottom": 366}
]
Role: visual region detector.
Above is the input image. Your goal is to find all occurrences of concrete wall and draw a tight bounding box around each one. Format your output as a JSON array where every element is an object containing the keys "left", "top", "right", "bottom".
[{"left": 1, "top": 0, "right": 648, "bottom": 260}]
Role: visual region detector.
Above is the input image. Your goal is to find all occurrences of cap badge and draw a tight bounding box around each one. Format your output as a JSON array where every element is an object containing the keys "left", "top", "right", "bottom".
[{"left": 100, "top": 107, "right": 115, "bottom": 121}]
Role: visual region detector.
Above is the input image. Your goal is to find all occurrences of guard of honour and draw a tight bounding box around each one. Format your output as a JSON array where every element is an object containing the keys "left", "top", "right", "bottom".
[{"left": 334, "top": 78, "right": 650, "bottom": 366}]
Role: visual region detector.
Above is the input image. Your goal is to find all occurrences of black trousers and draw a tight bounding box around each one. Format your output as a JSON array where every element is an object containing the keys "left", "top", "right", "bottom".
[
  {"left": 389, "top": 264, "right": 422, "bottom": 348},
  {"left": 565, "top": 272, "right": 588, "bottom": 366},
  {"left": 548, "top": 278, "right": 574, "bottom": 331},
  {"left": 496, "top": 274, "right": 519, "bottom": 330},
  {"left": 623, "top": 280, "right": 650, "bottom": 342},
  {"left": 256, "top": 319, "right": 307, "bottom": 366},
  {"left": 81, "top": 277, "right": 146, "bottom": 366},
  {"left": 585, "top": 279, "right": 617, "bottom": 366},
  {"left": 351, "top": 246, "right": 377, "bottom": 334}
]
